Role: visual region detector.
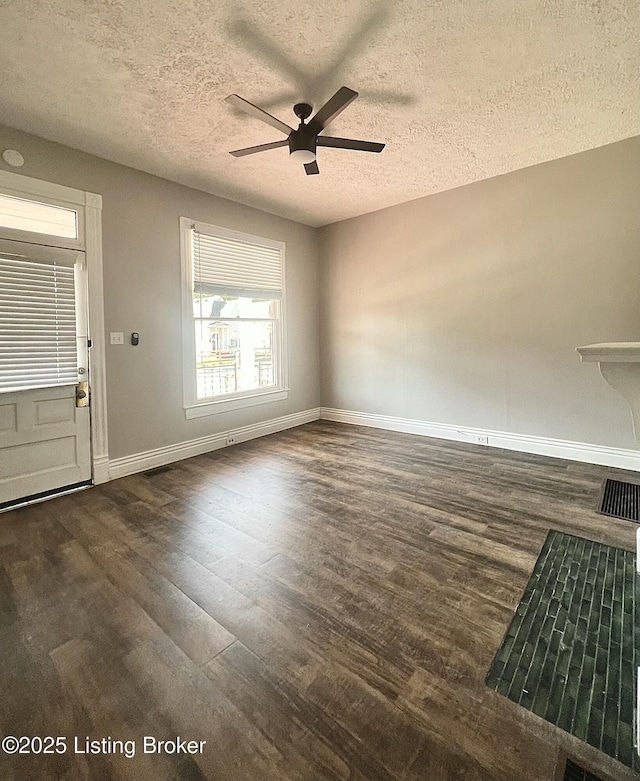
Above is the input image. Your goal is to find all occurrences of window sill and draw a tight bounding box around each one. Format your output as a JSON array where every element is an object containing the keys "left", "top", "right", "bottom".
[{"left": 184, "top": 388, "right": 289, "bottom": 419}]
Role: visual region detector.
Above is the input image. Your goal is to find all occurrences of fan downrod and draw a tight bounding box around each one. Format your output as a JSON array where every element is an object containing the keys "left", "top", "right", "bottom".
[{"left": 293, "top": 103, "right": 313, "bottom": 122}]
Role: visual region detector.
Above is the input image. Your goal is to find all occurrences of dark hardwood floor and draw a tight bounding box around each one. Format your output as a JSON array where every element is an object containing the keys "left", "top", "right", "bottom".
[{"left": 0, "top": 420, "right": 638, "bottom": 781}]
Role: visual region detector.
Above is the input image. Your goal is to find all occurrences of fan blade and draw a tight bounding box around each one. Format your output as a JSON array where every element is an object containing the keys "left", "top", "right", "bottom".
[
  {"left": 308, "top": 87, "right": 358, "bottom": 132},
  {"left": 229, "top": 139, "right": 289, "bottom": 157},
  {"left": 317, "top": 136, "right": 385, "bottom": 152},
  {"left": 225, "top": 94, "right": 293, "bottom": 135},
  {"left": 304, "top": 160, "right": 319, "bottom": 175}
]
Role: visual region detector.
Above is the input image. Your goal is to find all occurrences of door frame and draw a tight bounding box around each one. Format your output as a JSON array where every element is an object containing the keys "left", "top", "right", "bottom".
[{"left": 0, "top": 169, "right": 109, "bottom": 483}]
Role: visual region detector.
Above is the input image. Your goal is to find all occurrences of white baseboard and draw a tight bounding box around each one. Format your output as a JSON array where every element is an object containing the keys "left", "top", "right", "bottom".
[
  {"left": 320, "top": 407, "right": 640, "bottom": 472},
  {"left": 107, "top": 405, "right": 640, "bottom": 479},
  {"left": 108, "top": 408, "right": 321, "bottom": 480}
]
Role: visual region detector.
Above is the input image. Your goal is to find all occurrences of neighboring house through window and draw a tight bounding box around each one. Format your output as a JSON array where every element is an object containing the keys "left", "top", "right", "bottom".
[{"left": 180, "top": 218, "right": 288, "bottom": 418}]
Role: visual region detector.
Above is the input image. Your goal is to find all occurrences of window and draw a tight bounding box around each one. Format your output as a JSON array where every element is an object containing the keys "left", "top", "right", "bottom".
[
  {"left": 0, "top": 239, "right": 84, "bottom": 393},
  {"left": 0, "top": 192, "right": 78, "bottom": 239},
  {"left": 181, "top": 219, "right": 287, "bottom": 418}
]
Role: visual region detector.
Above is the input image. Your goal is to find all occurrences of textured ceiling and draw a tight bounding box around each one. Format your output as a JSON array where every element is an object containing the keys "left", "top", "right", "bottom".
[{"left": 0, "top": 0, "right": 638, "bottom": 227}]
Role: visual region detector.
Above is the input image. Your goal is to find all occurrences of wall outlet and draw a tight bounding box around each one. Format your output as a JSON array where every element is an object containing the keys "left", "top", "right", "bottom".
[
  {"left": 225, "top": 436, "right": 236, "bottom": 446},
  {"left": 475, "top": 435, "right": 489, "bottom": 445},
  {"left": 109, "top": 331, "right": 124, "bottom": 345}
]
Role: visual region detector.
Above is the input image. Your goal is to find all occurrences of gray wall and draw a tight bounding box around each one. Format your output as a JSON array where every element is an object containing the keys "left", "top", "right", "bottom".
[
  {"left": 2, "top": 122, "right": 639, "bottom": 461},
  {"left": 0, "top": 125, "right": 320, "bottom": 460},
  {"left": 319, "top": 137, "right": 640, "bottom": 450}
]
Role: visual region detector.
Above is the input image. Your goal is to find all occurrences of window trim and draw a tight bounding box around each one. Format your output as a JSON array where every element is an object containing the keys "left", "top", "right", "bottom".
[{"left": 180, "top": 217, "right": 288, "bottom": 418}]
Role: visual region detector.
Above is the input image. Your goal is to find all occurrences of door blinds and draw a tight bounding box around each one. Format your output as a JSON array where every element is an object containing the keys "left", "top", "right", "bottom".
[
  {"left": 192, "top": 227, "right": 283, "bottom": 299},
  {"left": 0, "top": 244, "right": 79, "bottom": 392}
]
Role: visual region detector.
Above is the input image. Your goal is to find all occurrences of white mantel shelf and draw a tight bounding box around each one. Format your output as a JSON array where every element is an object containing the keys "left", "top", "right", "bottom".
[
  {"left": 577, "top": 342, "right": 640, "bottom": 363},
  {"left": 577, "top": 343, "right": 640, "bottom": 442}
]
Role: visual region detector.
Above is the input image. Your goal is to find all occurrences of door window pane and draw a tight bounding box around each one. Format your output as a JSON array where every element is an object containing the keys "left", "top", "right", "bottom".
[
  {"left": 0, "top": 252, "right": 79, "bottom": 392},
  {"left": 0, "top": 193, "right": 78, "bottom": 239}
]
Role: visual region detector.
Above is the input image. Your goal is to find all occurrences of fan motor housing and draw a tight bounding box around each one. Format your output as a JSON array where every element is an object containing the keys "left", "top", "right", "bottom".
[{"left": 289, "top": 125, "right": 317, "bottom": 156}]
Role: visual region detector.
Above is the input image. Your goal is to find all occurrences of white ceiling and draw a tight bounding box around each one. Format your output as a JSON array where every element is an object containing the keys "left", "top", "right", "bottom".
[{"left": 0, "top": 0, "right": 638, "bottom": 227}]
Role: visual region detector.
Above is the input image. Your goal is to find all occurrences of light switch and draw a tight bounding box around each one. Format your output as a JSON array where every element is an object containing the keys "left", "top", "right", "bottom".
[{"left": 110, "top": 332, "right": 124, "bottom": 345}]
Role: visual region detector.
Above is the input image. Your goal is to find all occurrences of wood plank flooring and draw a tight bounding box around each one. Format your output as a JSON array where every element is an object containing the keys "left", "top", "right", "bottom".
[{"left": 0, "top": 420, "right": 638, "bottom": 781}]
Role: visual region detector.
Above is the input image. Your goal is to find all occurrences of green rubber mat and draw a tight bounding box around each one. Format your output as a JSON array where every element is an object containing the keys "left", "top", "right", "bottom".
[
  {"left": 486, "top": 530, "right": 639, "bottom": 770},
  {"left": 564, "top": 758, "right": 605, "bottom": 781}
]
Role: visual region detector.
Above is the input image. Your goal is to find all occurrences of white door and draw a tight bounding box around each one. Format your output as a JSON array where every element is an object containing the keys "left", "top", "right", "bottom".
[{"left": 0, "top": 238, "right": 91, "bottom": 506}]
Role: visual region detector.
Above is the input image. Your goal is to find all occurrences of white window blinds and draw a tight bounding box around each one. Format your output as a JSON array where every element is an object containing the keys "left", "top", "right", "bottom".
[
  {"left": 192, "top": 226, "right": 283, "bottom": 299},
  {"left": 0, "top": 244, "right": 79, "bottom": 393}
]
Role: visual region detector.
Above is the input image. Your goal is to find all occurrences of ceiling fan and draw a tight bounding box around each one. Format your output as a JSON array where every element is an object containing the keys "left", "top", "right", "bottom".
[{"left": 225, "top": 86, "right": 385, "bottom": 175}]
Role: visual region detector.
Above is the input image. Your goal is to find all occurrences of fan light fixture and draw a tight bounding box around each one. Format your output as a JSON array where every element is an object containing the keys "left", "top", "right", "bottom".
[{"left": 290, "top": 148, "right": 316, "bottom": 164}]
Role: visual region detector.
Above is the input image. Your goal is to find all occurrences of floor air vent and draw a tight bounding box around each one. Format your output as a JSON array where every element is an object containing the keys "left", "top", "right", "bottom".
[
  {"left": 564, "top": 758, "right": 605, "bottom": 781},
  {"left": 599, "top": 478, "right": 640, "bottom": 522}
]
